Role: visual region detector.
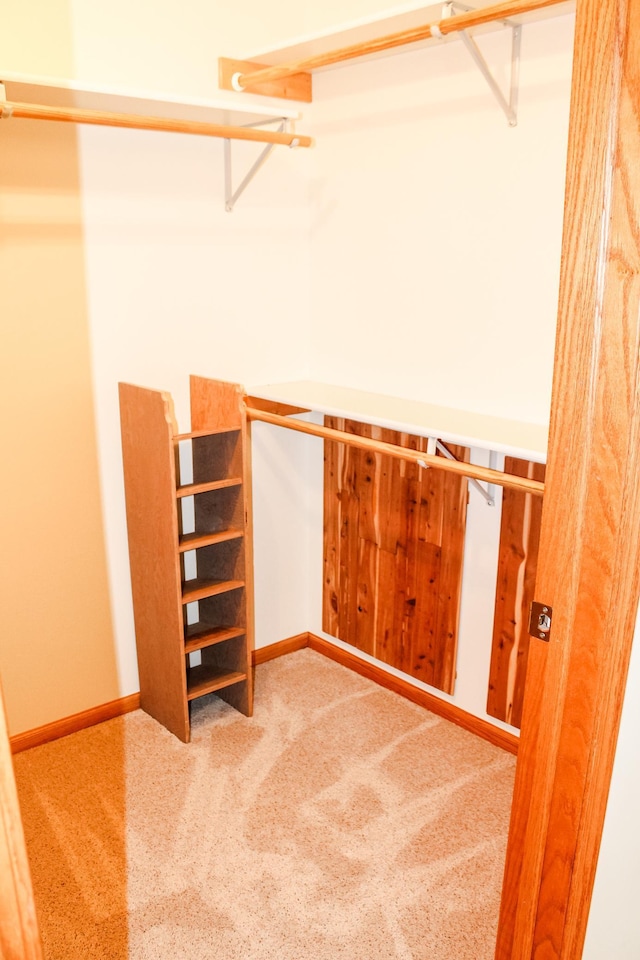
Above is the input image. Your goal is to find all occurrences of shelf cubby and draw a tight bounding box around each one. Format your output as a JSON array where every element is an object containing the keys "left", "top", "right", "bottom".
[
  {"left": 178, "top": 528, "right": 244, "bottom": 552},
  {"left": 186, "top": 635, "right": 249, "bottom": 702}
]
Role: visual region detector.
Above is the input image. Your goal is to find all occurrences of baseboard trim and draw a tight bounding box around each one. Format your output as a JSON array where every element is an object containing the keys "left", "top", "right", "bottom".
[
  {"left": 10, "top": 694, "right": 141, "bottom": 755},
  {"left": 306, "top": 634, "right": 519, "bottom": 756},
  {"left": 12, "top": 635, "right": 518, "bottom": 756},
  {"left": 252, "top": 633, "right": 310, "bottom": 665}
]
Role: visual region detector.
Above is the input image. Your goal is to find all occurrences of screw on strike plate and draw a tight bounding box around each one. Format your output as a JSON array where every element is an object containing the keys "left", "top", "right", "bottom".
[{"left": 529, "top": 601, "right": 553, "bottom": 642}]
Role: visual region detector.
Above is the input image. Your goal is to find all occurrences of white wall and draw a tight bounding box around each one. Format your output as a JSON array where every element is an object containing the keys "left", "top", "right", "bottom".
[
  {"left": 584, "top": 609, "right": 640, "bottom": 958},
  {"left": 307, "top": 16, "right": 573, "bottom": 423},
  {"left": 68, "top": 0, "right": 318, "bottom": 694}
]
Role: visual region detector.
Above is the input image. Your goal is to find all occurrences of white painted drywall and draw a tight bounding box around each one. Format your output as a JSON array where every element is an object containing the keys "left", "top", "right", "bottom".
[
  {"left": 306, "top": 15, "right": 574, "bottom": 424},
  {"left": 583, "top": 608, "right": 640, "bottom": 958},
  {"left": 69, "top": 0, "right": 317, "bottom": 693}
]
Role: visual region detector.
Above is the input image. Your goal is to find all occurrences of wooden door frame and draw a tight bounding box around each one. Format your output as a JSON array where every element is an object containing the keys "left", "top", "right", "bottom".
[
  {"left": 497, "top": 0, "right": 640, "bottom": 956},
  {"left": 0, "top": 683, "right": 43, "bottom": 959}
]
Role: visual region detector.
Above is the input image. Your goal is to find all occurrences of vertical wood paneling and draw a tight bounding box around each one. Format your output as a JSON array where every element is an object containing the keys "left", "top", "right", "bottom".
[
  {"left": 487, "top": 458, "right": 546, "bottom": 728},
  {"left": 0, "top": 686, "right": 43, "bottom": 959},
  {"left": 323, "top": 419, "right": 468, "bottom": 693},
  {"left": 434, "top": 444, "right": 469, "bottom": 693},
  {"left": 355, "top": 537, "right": 378, "bottom": 656},
  {"left": 339, "top": 420, "right": 361, "bottom": 649},
  {"left": 322, "top": 417, "right": 341, "bottom": 638},
  {"left": 375, "top": 547, "right": 399, "bottom": 667}
]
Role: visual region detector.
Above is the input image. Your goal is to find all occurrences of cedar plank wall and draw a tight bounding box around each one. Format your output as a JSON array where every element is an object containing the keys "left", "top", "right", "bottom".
[
  {"left": 323, "top": 417, "right": 468, "bottom": 694},
  {"left": 487, "top": 458, "right": 546, "bottom": 728}
]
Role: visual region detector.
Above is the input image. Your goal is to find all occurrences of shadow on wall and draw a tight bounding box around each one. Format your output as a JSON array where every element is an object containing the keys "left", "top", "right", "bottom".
[{"left": 0, "top": 117, "right": 120, "bottom": 738}]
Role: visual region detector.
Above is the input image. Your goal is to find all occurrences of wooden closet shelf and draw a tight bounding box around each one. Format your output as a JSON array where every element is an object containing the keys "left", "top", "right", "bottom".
[
  {"left": 178, "top": 529, "right": 244, "bottom": 552},
  {"left": 184, "top": 625, "right": 246, "bottom": 655},
  {"left": 181, "top": 578, "right": 245, "bottom": 604},
  {"left": 176, "top": 478, "right": 243, "bottom": 498},
  {"left": 220, "top": 0, "right": 571, "bottom": 101},
  {"left": 186, "top": 667, "right": 247, "bottom": 701},
  {"left": 246, "top": 381, "right": 547, "bottom": 459}
]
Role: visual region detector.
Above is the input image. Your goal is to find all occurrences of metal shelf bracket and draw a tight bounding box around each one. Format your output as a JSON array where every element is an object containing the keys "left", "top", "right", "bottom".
[
  {"left": 440, "top": 1, "right": 522, "bottom": 126},
  {"left": 224, "top": 117, "right": 299, "bottom": 212},
  {"left": 435, "top": 439, "right": 497, "bottom": 506}
]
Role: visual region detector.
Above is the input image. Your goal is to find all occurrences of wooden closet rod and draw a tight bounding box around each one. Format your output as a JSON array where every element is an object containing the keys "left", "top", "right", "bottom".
[
  {"left": 246, "top": 407, "right": 545, "bottom": 496},
  {"left": 0, "top": 101, "right": 313, "bottom": 147},
  {"left": 233, "top": 0, "right": 566, "bottom": 90}
]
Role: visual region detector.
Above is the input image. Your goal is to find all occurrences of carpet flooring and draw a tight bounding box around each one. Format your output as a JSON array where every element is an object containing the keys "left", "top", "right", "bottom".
[{"left": 13, "top": 649, "right": 516, "bottom": 959}]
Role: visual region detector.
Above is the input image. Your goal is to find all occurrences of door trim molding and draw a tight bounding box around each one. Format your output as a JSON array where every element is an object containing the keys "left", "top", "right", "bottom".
[{"left": 496, "top": 0, "right": 640, "bottom": 955}]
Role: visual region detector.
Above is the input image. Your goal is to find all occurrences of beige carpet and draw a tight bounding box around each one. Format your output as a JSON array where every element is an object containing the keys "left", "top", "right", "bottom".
[{"left": 13, "top": 649, "right": 515, "bottom": 960}]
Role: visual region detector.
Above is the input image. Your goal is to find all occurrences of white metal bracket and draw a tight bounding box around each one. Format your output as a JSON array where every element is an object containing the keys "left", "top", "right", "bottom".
[
  {"left": 224, "top": 117, "right": 295, "bottom": 212},
  {"left": 435, "top": 439, "right": 496, "bottom": 506},
  {"left": 440, "top": 2, "right": 522, "bottom": 127}
]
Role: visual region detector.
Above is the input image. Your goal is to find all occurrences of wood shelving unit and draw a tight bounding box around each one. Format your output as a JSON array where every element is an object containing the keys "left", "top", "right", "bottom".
[{"left": 118, "top": 375, "right": 254, "bottom": 743}]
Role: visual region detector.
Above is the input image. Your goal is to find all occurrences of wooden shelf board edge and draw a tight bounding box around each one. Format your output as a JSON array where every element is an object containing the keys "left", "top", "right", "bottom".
[
  {"left": 178, "top": 528, "right": 244, "bottom": 552},
  {"left": 176, "top": 477, "right": 243, "bottom": 498},
  {"left": 174, "top": 427, "right": 241, "bottom": 442},
  {"left": 185, "top": 626, "right": 246, "bottom": 654},
  {"left": 181, "top": 578, "right": 245, "bottom": 603},
  {"left": 186, "top": 669, "right": 247, "bottom": 701},
  {"left": 244, "top": 396, "right": 312, "bottom": 418},
  {"left": 10, "top": 694, "right": 141, "bottom": 754}
]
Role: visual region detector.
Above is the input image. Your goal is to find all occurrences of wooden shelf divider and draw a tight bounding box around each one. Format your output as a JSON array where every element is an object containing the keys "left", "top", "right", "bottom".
[
  {"left": 178, "top": 529, "right": 244, "bottom": 552},
  {"left": 186, "top": 668, "right": 247, "bottom": 701},
  {"left": 176, "top": 477, "right": 243, "bottom": 498},
  {"left": 184, "top": 625, "right": 245, "bottom": 655}
]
